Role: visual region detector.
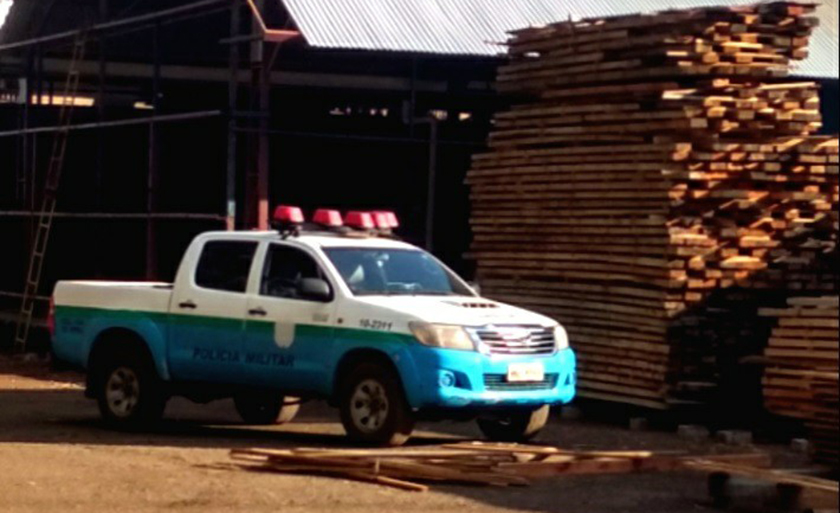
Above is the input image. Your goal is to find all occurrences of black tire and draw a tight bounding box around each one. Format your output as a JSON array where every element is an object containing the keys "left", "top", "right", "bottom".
[
  {"left": 339, "top": 362, "right": 415, "bottom": 447},
  {"left": 477, "top": 405, "right": 551, "bottom": 443},
  {"left": 234, "top": 394, "right": 301, "bottom": 425},
  {"left": 94, "top": 348, "right": 167, "bottom": 428}
]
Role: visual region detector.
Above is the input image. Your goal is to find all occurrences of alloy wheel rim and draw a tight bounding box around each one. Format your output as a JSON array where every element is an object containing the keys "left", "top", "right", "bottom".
[
  {"left": 350, "top": 379, "right": 389, "bottom": 434},
  {"left": 105, "top": 367, "right": 140, "bottom": 418}
]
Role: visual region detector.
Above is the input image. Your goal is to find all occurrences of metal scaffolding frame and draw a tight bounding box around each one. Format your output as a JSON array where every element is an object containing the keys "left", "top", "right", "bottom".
[
  {"left": 0, "top": 0, "right": 299, "bottom": 351},
  {"left": 0, "top": 0, "right": 472, "bottom": 353}
]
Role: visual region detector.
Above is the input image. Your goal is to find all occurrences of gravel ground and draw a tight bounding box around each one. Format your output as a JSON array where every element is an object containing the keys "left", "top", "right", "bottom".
[{"left": 0, "top": 357, "right": 810, "bottom": 513}]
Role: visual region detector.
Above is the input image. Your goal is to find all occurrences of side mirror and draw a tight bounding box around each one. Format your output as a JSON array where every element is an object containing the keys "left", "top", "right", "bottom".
[
  {"left": 469, "top": 282, "right": 482, "bottom": 296},
  {"left": 299, "top": 278, "right": 332, "bottom": 302}
]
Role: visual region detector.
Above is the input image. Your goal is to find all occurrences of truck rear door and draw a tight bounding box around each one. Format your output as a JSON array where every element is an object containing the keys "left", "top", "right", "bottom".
[{"left": 168, "top": 239, "right": 259, "bottom": 383}]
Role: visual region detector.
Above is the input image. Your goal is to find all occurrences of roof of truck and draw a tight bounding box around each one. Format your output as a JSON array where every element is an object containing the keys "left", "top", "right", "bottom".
[{"left": 200, "top": 230, "right": 419, "bottom": 251}]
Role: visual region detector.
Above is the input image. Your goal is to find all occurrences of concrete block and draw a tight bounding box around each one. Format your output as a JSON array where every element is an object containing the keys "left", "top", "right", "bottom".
[
  {"left": 20, "top": 353, "right": 41, "bottom": 363},
  {"left": 678, "top": 424, "right": 710, "bottom": 442},
  {"left": 628, "top": 417, "right": 649, "bottom": 432},
  {"left": 790, "top": 438, "right": 812, "bottom": 455},
  {"left": 716, "top": 430, "right": 754, "bottom": 446}
]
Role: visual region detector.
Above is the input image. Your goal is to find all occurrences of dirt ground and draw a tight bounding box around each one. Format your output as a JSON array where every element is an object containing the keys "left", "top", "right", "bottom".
[{"left": 0, "top": 357, "right": 814, "bottom": 513}]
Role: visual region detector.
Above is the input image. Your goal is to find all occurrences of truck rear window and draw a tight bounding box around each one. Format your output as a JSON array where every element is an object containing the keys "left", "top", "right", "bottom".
[{"left": 195, "top": 241, "right": 258, "bottom": 293}]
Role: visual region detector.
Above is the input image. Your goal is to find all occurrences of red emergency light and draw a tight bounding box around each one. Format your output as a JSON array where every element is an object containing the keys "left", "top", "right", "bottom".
[
  {"left": 345, "top": 211, "right": 375, "bottom": 230},
  {"left": 372, "top": 212, "right": 389, "bottom": 230},
  {"left": 313, "top": 209, "right": 343, "bottom": 227},
  {"left": 273, "top": 205, "right": 305, "bottom": 224},
  {"left": 373, "top": 211, "right": 400, "bottom": 229}
]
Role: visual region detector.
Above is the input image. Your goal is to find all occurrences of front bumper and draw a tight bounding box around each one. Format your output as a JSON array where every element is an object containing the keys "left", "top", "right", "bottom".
[{"left": 398, "top": 346, "right": 576, "bottom": 409}]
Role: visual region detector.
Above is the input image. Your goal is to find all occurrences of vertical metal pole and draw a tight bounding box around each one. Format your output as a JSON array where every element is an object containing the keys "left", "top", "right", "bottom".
[
  {"left": 409, "top": 58, "right": 418, "bottom": 137},
  {"left": 97, "top": 0, "right": 108, "bottom": 211},
  {"left": 226, "top": 2, "right": 241, "bottom": 231},
  {"left": 256, "top": 45, "right": 271, "bottom": 231},
  {"left": 22, "top": 64, "right": 31, "bottom": 212},
  {"left": 35, "top": 45, "right": 44, "bottom": 106},
  {"left": 425, "top": 118, "right": 438, "bottom": 252},
  {"left": 14, "top": 78, "right": 26, "bottom": 205},
  {"left": 145, "top": 22, "right": 161, "bottom": 279},
  {"left": 29, "top": 50, "right": 41, "bottom": 219},
  {"left": 32, "top": 47, "right": 43, "bottom": 216},
  {"left": 22, "top": 51, "right": 34, "bottom": 253},
  {"left": 247, "top": 0, "right": 269, "bottom": 230},
  {"left": 31, "top": 48, "right": 44, "bottom": 215}
]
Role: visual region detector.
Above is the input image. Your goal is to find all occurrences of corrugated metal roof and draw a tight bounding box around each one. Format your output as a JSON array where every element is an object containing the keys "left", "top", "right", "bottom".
[
  {"left": 281, "top": 0, "right": 838, "bottom": 78},
  {"left": 0, "top": 0, "right": 14, "bottom": 32}
]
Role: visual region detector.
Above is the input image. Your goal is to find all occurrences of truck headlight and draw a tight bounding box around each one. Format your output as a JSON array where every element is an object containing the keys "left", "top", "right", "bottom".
[
  {"left": 409, "top": 322, "right": 475, "bottom": 351},
  {"left": 554, "top": 325, "right": 569, "bottom": 350}
]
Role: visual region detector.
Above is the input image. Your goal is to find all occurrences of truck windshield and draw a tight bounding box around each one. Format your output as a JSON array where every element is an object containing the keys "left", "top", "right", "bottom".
[{"left": 323, "top": 248, "right": 474, "bottom": 297}]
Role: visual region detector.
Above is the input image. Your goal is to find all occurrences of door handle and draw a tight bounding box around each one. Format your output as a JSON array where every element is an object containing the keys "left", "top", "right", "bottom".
[
  {"left": 178, "top": 301, "right": 197, "bottom": 310},
  {"left": 249, "top": 308, "right": 267, "bottom": 317}
]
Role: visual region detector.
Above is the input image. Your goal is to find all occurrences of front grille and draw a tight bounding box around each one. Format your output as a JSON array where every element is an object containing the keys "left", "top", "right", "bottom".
[
  {"left": 484, "top": 374, "right": 559, "bottom": 391},
  {"left": 472, "top": 325, "right": 556, "bottom": 356}
]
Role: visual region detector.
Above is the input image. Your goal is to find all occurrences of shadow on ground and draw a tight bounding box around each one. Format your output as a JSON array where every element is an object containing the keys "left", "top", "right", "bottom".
[
  {"left": 0, "top": 388, "right": 466, "bottom": 450},
  {"left": 0, "top": 362, "right": 734, "bottom": 513}
]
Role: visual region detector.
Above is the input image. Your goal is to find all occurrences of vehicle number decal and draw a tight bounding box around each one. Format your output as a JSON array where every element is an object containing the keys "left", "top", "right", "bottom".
[{"left": 360, "top": 319, "right": 393, "bottom": 331}]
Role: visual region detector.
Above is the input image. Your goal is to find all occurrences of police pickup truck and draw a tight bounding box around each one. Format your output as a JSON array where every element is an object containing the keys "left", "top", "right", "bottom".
[{"left": 52, "top": 207, "right": 576, "bottom": 446}]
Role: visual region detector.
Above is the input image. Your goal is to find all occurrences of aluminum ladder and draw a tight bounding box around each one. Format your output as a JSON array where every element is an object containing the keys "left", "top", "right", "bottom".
[{"left": 14, "top": 33, "right": 88, "bottom": 353}]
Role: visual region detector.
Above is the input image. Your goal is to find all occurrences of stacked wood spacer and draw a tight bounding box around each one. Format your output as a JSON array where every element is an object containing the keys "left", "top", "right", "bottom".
[
  {"left": 760, "top": 297, "right": 839, "bottom": 467},
  {"left": 467, "top": 2, "right": 839, "bottom": 409}
]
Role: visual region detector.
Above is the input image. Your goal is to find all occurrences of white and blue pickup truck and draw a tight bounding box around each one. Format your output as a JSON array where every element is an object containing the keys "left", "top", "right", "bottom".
[{"left": 51, "top": 208, "right": 576, "bottom": 446}]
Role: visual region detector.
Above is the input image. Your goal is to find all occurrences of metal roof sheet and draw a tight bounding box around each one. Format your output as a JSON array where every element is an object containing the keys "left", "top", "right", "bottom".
[
  {"left": 282, "top": 0, "right": 838, "bottom": 78},
  {"left": 0, "top": 0, "right": 13, "bottom": 32}
]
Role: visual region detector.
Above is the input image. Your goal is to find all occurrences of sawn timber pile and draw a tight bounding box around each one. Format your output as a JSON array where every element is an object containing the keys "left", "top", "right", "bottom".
[
  {"left": 468, "top": 2, "right": 839, "bottom": 410},
  {"left": 761, "top": 297, "right": 839, "bottom": 467}
]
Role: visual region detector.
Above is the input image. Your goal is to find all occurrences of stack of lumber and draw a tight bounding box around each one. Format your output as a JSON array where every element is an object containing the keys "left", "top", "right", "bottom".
[
  {"left": 760, "top": 297, "right": 839, "bottom": 467},
  {"left": 230, "top": 442, "right": 772, "bottom": 492},
  {"left": 467, "top": 2, "right": 839, "bottom": 410},
  {"left": 500, "top": 2, "right": 817, "bottom": 93}
]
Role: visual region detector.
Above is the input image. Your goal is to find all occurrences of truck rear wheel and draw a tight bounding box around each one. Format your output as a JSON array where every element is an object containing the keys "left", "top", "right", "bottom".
[
  {"left": 234, "top": 394, "right": 300, "bottom": 425},
  {"left": 95, "top": 351, "right": 167, "bottom": 428},
  {"left": 339, "top": 363, "right": 414, "bottom": 447},
  {"left": 477, "top": 405, "right": 550, "bottom": 442}
]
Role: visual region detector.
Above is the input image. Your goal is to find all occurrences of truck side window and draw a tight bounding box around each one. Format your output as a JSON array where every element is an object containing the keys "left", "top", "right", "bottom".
[
  {"left": 195, "top": 241, "right": 258, "bottom": 293},
  {"left": 262, "top": 245, "right": 327, "bottom": 300}
]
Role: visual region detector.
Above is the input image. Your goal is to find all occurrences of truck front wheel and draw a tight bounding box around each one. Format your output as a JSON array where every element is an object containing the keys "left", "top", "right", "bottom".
[
  {"left": 234, "top": 394, "right": 300, "bottom": 425},
  {"left": 477, "top": 405, "right": 550, "bottom": 442},
  {"left": 95, "top": 352, "right": 167, "bottom": 428},
  {"left": 339, "top": 363, "right": 415, "bottom": 447}
]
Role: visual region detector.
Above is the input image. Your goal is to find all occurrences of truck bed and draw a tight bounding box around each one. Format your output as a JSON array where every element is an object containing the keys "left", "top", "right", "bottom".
[{"left": 52, "top": 281, "right": 174, "bottom": 369}]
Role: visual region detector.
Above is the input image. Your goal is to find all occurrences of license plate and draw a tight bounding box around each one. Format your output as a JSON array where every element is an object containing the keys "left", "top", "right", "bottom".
[{"left": 507, "top": 363, "right": 545, "bottom": 383}]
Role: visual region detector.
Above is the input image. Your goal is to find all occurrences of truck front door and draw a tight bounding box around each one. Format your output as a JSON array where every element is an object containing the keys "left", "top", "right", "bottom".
[{"left": 242, "top": 243, "right": 337, "bottom": 392}]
